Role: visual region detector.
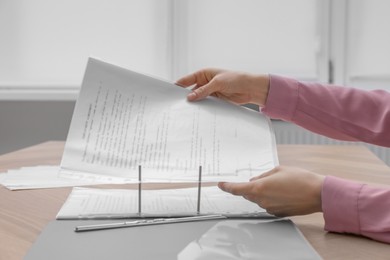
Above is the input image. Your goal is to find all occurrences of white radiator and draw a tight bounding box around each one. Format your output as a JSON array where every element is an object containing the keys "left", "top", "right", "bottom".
[{"left": 273, "top": 121, "right": 390, "bottom": 166}]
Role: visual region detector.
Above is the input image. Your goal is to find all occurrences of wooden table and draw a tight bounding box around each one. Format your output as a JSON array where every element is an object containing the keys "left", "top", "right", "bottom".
[{"left": 1, "top": 142, "right": 390, "bottom": 259}]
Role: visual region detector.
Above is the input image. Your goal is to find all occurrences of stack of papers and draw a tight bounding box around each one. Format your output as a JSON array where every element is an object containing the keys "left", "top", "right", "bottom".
[
  {"left": 56, "top": 186, "right": 265, "bottom": 219},
  {"left": 60, "top": 58, "right": 278, "bottom": 183}
]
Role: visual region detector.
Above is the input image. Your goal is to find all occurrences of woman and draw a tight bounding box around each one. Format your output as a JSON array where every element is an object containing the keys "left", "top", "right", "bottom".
[{"left": 177, "top": 69, "right": 390, "bottom": 243}]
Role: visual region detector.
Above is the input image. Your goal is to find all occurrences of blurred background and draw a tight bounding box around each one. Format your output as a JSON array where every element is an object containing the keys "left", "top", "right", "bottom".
[{"left": 0, "top": 0, "right": 389, "bottom": 164}]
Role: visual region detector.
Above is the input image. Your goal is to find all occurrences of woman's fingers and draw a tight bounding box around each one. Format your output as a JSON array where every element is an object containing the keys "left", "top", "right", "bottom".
[{"left": 218, "top": 181, "right": 253, "bottom": 196}]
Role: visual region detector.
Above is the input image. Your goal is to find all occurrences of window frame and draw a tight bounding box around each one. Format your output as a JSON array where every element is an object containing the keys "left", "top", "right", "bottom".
[{"left": 330, "top": 0, "right": 390, "bottom": 90}]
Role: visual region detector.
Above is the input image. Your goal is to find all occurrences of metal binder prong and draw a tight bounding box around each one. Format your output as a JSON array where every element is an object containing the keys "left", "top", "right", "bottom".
[
  {"left": 197, "top": 165, "right": 202, "bottom": 215},
  {"left": 138, "top": 165, "right": 142, "bottom": 216}
]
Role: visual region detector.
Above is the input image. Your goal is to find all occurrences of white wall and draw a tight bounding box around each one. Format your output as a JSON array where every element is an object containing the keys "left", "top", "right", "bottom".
[{"left": 0, "top": 101, "right": 74, "bottom": 155}]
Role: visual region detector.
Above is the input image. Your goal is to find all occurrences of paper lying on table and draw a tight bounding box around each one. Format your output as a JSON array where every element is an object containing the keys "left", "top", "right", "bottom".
[
  {"left": 0, "top": 166, "right": 131, "bottom": 190},
  {"left": 60, "top": 58, "right": 278, "bottom": 183},
  {"left": 56, "top": 186, "right": 265, "bottom": 219}
]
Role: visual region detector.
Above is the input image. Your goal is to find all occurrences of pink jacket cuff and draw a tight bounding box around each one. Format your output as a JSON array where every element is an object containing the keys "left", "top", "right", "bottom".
[
  {"left": 322, "top": 175, "right": 364, "bottom": 234},
  {"left": 260, "top": 75, "right": 299, "bottom": 121}
]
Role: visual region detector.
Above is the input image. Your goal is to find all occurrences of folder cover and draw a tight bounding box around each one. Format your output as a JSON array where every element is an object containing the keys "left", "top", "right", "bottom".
[{"left": 25, "top": 219, "right": 321, "bottom": 259}]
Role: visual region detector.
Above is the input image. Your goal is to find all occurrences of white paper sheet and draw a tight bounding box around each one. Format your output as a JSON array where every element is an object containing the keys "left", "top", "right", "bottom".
[
  {"left": 56, "top": 186, "right": 265, "bottom": 219},
  {"left": 61, "top": 58, "right": 278, "bottom": 183},
  {"left": 0, "top": 172, "right": 6, "bottom": 183},
  {"left": 0, "top": 166, "right": 130, "bottom": 190}
]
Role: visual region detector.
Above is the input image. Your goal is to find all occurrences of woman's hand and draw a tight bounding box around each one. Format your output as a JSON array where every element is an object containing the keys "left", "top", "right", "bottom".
[
  {"left": 176, "top": 68, "right": 270, "bottom": 107},
  {"left": 218, "top": 166, "right": 325, "bottom": 217}
]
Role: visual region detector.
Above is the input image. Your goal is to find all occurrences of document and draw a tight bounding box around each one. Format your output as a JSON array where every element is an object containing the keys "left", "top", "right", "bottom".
[
  {"left": 56, "top": 186, "right": 265, "bottom": 219},
  {"left": 61, "top": 58, "right": 278, "bottom": 182}
]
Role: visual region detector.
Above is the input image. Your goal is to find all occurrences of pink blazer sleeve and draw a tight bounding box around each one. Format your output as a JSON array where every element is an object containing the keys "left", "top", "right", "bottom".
[
  {"left": 261, "top": 75, "right": 390, "bottom": 147},
  {"left": 261, "top": 75, "right": 390, "bottom": 243}
]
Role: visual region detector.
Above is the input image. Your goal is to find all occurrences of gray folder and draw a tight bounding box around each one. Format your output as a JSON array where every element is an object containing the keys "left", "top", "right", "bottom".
[{"left": 25, "top": 219, "right": 321, "bottom": 260}]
